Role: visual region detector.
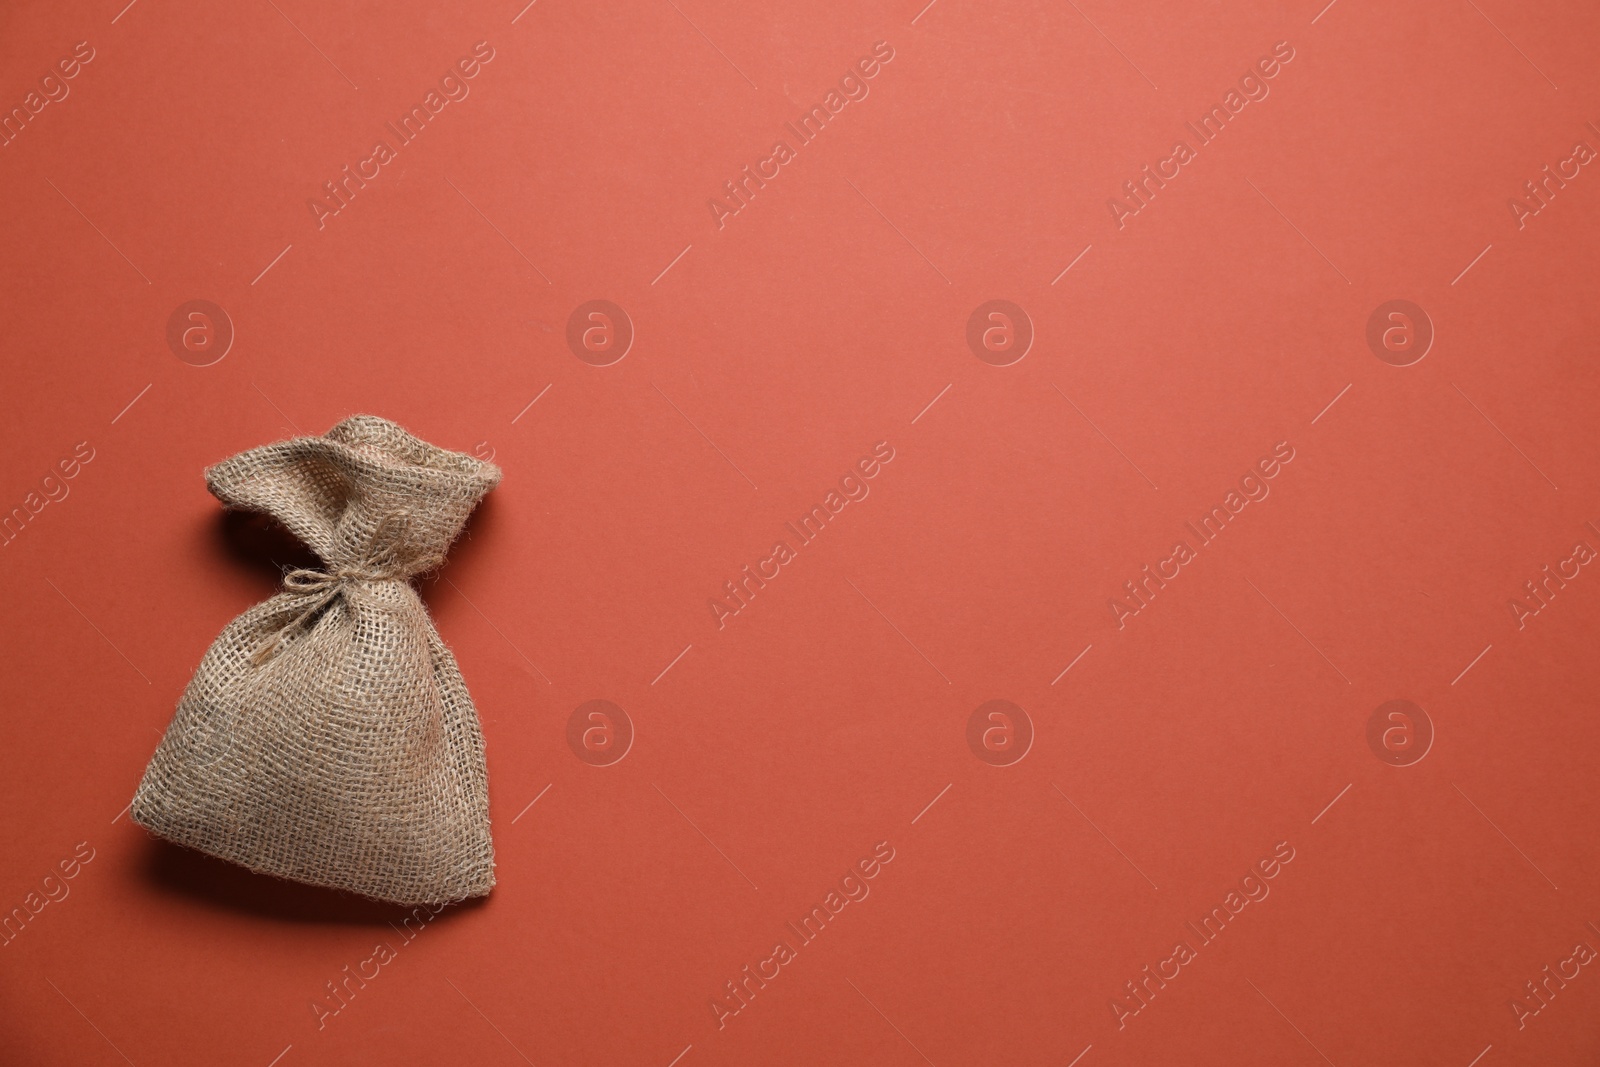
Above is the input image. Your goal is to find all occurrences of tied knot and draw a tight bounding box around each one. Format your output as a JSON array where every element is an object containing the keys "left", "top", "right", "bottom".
[
  {"left": 281, "top": 563, "right": 402, "bottom": 594},
  {"left": 250, "top": 515, "right": 413, "bottom": 666}
]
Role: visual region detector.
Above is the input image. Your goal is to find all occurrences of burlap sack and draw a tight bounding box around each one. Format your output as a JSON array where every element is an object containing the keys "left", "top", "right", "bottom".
[{"left": 132, "top": 415, "right": 502, "bottom": 905}]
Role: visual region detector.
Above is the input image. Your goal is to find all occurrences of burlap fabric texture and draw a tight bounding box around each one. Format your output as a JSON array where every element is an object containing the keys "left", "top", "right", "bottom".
[{"left": 132, "top": 415, "right": 502, "bottom": 905}]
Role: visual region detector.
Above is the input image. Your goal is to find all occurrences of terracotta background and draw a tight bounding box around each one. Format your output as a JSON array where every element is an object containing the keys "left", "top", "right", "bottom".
[{"left": 3, "top": 0, "right": 1599, "bottom": 1064}]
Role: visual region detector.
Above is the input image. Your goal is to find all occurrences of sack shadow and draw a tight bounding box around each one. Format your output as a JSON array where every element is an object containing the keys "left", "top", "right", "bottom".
[
  {"left": 138, "top": 836, "right": 489, "bottom": 926},
  {"left": 213, "top": 510, "right": 321, "bottom": 593}
]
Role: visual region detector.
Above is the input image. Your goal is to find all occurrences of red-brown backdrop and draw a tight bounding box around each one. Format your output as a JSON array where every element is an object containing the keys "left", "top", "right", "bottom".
[{"left": 3, "top": 0, "right": 1599, "bottom": 1064}]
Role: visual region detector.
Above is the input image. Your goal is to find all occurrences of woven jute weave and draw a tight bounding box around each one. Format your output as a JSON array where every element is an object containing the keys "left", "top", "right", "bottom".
[{"left": 132, "top": 415, "right": 502, "bottom": 905}]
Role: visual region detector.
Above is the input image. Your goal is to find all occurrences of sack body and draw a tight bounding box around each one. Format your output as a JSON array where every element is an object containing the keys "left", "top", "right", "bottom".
[{"left": 132, "top": 415, "right": 501, "bottom": 905}]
